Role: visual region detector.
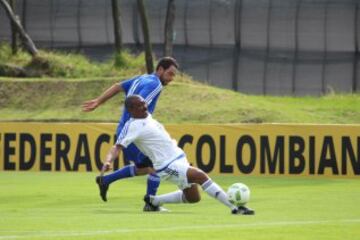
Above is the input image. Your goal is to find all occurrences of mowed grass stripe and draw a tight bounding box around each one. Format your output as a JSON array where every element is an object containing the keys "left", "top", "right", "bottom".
[
  {"left": 1, "top": 219, "right": 360, "bottom": 239},
  {"left": 0, "top": 172, "right": 359, "bottom": 240}
]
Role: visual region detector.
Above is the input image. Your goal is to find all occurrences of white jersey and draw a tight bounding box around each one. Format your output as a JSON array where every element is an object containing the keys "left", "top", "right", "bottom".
[{"left": 116, "top": 114, "right": 184, "bottom": 170}]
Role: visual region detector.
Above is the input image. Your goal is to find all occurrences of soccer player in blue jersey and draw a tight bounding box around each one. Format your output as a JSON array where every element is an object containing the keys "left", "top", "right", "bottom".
[{"left": 82, "top": 57, "right": 178, "bottom": 211}]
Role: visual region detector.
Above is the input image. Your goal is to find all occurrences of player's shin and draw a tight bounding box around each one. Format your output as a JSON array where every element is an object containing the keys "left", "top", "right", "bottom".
[
  {"left": 102, "top": 165, "right": 136, "bottom": 185},
  {"left": 146, "top": 173, "right": 161, "bottom": 197},
  {"left": 151, "top": 190, "right": 186, "bottom": 206},
  {"left": 201, "top": 179, "right": 237, "bottom": 211}
]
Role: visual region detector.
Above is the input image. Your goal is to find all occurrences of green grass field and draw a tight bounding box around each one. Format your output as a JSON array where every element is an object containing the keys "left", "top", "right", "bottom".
[{"left": 1, "top": 172, "right": 359, "bottom": 240}]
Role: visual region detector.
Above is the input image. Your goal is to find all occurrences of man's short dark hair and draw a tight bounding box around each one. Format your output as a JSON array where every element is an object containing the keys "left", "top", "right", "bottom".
[
  {"left": 156, "top": 57, "right": 179, "bottom": 71},
  {"left": 125, "top": 95, "right": 142, "bottom": 110}
]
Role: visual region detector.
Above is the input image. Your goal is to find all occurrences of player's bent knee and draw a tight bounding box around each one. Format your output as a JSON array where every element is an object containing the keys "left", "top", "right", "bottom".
[
  {"left": 183, "top": 187, "right": 201, "bottom": 203},
  {"left": 186, "top": 194, "right": 201, "bottom": 203}
]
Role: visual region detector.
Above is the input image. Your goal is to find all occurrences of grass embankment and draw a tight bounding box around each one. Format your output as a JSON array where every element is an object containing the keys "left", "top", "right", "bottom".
[
  {"left": 0, "top": 43, "right": 144, "bottom": 78},
  {"left": 0, "top": 44, "right": 359, "bottom": 124}
]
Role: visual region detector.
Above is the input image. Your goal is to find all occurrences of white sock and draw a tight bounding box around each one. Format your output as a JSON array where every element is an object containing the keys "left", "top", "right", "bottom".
[
  {"left": 151, "top": 190, "right": 186, "bottom": 206},
  {"left": 201, "top": 179, "right": 237, "bottom": 211}
]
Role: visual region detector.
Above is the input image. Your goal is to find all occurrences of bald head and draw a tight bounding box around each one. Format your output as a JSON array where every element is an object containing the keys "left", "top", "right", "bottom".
[
  {"left": 125, "top": 95, "right": 148, "bottom": 118},
  {"left": 125, "top": 95, "right": 143, "bottom": 110}
]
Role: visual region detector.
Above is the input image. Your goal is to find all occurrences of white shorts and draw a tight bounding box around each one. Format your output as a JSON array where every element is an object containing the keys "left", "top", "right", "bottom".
[{"left": 156, "top": 157, "right": 192, "bottom": 190}]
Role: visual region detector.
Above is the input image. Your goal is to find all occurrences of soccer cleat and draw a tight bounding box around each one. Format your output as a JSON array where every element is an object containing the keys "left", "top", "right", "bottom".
[
  {"left": 143, "top": 195, "right": 169, "bottom": 212},
  {"left": 231, "top": 205, "right": 255, "bottom": 215},
  {"left": 143, "top": 203, "right": 170, "bottom": 212},
  {"left": 96, "top": 176, "right": 109, "bottom": 202}
]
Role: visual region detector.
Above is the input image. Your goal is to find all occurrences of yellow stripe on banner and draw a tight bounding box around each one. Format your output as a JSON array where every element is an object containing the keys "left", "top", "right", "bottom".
[{"left": 0, "top": 122, "right": 359, "bottom": 177}]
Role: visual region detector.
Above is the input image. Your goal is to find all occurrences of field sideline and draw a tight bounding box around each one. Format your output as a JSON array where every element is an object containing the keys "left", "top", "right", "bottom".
[{"left": 0, "top": 172, "right": 359, "bottom": 240}]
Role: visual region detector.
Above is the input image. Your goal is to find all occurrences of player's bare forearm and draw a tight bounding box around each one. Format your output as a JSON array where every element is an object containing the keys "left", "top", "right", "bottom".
[
  {"left": 106, "top": 145, "right": 122, "bottom": 163},
  {"left": 82, "top": 83, "right": 122, "bottom": 112},
  {"left": 101, "top": 145, "right": 122, "bottom": 175},
  {"left": 97, "top": 83, "right": 123, "bottom": 105}
]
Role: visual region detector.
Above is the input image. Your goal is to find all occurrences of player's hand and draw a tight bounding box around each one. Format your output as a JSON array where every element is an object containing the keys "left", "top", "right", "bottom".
[
  {"left": 100, "top": 162, "right": 112, "bottom": 176},
  {"left": 82, "top": 99, "right": 100, "bottom": 112}
]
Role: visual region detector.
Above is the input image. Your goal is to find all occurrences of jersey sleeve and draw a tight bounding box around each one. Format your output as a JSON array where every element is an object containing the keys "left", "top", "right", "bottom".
[
  {"left": 115, "top": 120, "right": 140, "bottom": 148},
  {"left": 119, "top": 76, "right": 139, "bottom": 94}
]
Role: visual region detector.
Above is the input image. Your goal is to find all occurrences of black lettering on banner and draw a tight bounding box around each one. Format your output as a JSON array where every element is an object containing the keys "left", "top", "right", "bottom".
[
  {"left": 19, "top": 133, "right": 36, "bottom": 170},
  {"left": 318, "top": 136, "right": 338, "bottom": 175},
  {"left": 196, "top": 135, "right": 215, "bottom": 173},
  {"left": 95, "top": 134, "right": 111, "bottom": 171},
  {"left": 342, "top": 137, "right": 360, "bottom": 175},
  {"left": 55, "top": 134, "right": 71, "bottom": 171},
  {"left": 309, "top": 136, "right": 315, "bottom": 174},
  {"left": 40, "top": 134, "right": 52, "bottom": 171},
  {"left": 260, "top": 136, "right": 284, "bottom": 174},
  {"left": 220, "top": 135, "right": 233, "bottom": 173},
  {"left": 178, "top": 134, "right": 193, "bottom": 149},
  {"left": 236, "top": 135, "right": 256, "bottom": 174},
  {"left": 289, "top": 136, "right": 305, "bottom": 174},
  {"left": 74, "top": 134, "right": 92, "bottom": 171},
  {"left": 4, "top": 133, "right": 16, "bottom": 170}
]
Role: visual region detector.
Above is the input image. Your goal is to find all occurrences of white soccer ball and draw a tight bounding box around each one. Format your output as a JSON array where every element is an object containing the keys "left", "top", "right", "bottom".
[{"left": 227, "top": 183, "right": 251, "bottom": 207}]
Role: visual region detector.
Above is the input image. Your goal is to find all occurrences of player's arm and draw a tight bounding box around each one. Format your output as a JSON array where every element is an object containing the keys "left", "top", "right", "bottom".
[
  {"left": 101, "top": 120, "right": 140, "bottom": 175},
  {"left": 101, "top": 144, "right": 123, "bottom": 176},
  {"left": 82, "top": 83, "right": 123, "bottom": 112}
]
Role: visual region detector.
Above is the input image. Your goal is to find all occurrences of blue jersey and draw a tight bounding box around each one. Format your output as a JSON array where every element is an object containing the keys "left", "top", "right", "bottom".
[
  {"left": 116, "top": 73, "right": 163, "bottom": 164},
  {"left": 117, "top": 73, "right": 163, "bottom": 132}
]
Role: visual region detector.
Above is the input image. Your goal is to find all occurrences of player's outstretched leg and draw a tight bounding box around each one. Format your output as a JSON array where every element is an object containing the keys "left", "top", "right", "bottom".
[
  {"left": 201, "top": 179, "right": 255, "bottom": 215},
  {"left": 187, "top": 167, "right": 255, "bottom": 215},
  {"left": 145, "top": 190, "right": 188, "bottom": 206},
  {"left": 103, "top": 165, "right": 136, "bottom": 185},
  {"left": 144, "top": 190, "right": 188, "bottom": 213},
  {"left": 143, "top": 164, "right": 255, "bottom": 215}
]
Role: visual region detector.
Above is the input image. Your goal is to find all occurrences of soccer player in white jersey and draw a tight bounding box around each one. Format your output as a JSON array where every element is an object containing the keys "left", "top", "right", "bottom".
[
  {"left": 97, "top": 95, "right": 255, "bottom": 215},
  {"left": 83, "top": 57, "right": 178, "bottom": 211}
]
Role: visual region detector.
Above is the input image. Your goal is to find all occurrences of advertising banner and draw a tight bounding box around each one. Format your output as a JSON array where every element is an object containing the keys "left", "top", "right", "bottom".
[{"left": 0, "top": 122, "right": 359, "bottom": 177}]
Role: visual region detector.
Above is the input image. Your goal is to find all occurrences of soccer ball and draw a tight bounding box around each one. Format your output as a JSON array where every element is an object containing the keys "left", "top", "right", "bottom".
[{"left": 227, "top": 183, "right": 250, "bottom": 207}]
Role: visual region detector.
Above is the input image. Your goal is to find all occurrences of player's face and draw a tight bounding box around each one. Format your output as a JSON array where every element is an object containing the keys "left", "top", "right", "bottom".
[
  {"left": 159, "top": 65, "right": 177, "bottom": 86},
  {"left": 130, "top": 98, "right": 148, "bottom": 118}
]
